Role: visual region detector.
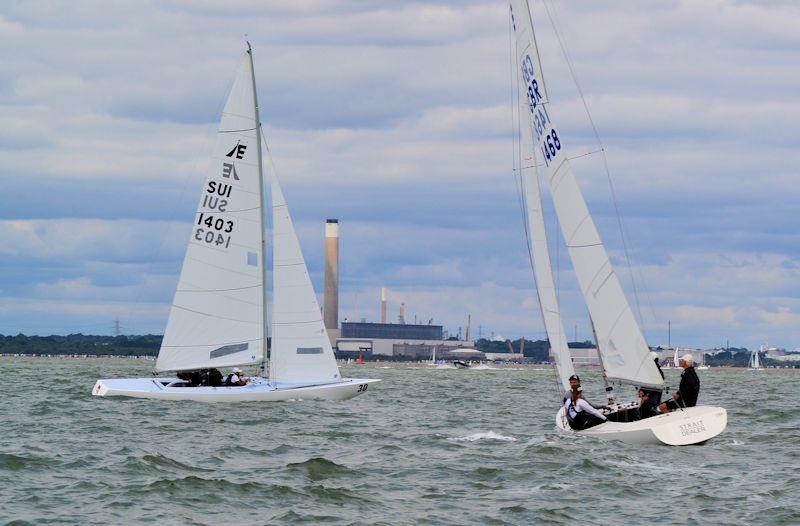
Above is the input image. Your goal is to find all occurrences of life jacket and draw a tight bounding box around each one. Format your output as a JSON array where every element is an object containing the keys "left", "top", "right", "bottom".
[
  {"left": 566, "top": 401, "right": 590, "bottom": 430},
  {"left": 208, "top": 369, "right": 223, "bottom": 387},
  {"left": 225, "top": 373, "right": 240, "bottom": 386}
]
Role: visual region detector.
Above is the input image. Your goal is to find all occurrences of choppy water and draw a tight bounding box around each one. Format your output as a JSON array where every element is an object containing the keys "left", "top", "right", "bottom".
[{"left": 2, "top": 359, "right": 798, "bottom": 525}]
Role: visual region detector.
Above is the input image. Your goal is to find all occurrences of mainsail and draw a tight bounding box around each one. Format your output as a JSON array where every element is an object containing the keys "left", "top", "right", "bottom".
[
  {"left": 510, "top": 0, "right": 664, "bottom": 389},
  {"left": 513, "top": 27, "right": 575, "bottom": 391},
  {"left": 269, "top": 173, "right": 342, "bottom": 385},
  {"left": 156, "top": 52, "right": 264, "bottom": 373}
]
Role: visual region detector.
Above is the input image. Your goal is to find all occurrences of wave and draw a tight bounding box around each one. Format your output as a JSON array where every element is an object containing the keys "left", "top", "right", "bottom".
[
  {"left": 449, "top": 431, "right": 518, "bottom": 442},
  {"left": 286, "top": 457, "right": 357, "bottom": 482},
  {"left": 0, "top": 453, "right": 54, "bottom": 472}
]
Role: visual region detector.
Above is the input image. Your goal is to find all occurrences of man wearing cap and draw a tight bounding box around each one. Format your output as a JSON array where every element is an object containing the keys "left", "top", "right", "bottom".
[
  {"left": 659, "top": 354, "right": 700, "bottom": 413},
  {"left": 562, "top": 374, "right": 606, "bottom": 411},
  {"left": 225, "top": 368, "right": 249, "bottom": 387},
  {"left": 563, "top": 374, "right": 582, "bottom": 404}
]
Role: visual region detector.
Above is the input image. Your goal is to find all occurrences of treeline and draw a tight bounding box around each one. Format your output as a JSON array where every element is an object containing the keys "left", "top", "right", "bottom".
[
  {"left": 473, "top": 338, "right": 595, "bottom": 362},
  {"left": 703, "top": 348, "right": 751, "bottom": 367},
  {"left": 0, "top": 334, "right": 162, "bottom": 356}
]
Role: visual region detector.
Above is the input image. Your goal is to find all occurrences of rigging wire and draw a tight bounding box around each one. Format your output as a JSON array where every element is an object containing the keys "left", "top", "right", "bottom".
[{"left": 540, "top": 0, "right": 651, "bottom": 338}]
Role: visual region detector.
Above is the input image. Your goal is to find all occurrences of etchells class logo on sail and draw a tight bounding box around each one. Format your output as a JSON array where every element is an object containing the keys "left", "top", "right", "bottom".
[{"left": 226, "top": 140, "right": 247, "bottom": 159}]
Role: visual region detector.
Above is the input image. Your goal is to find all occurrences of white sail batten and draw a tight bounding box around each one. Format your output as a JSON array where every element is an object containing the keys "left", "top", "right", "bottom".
[
  {"left": 156, "top": 54, "right": 264, "bottom": 373},
  {"left": 516, "top": 59, "right": 575, "bottom": 391},
  {"left": 269, "top": 175, "right": 342, "bottom": 385},
  {"left": 510, "top": 0, "right": 664, "bottom": 389}
]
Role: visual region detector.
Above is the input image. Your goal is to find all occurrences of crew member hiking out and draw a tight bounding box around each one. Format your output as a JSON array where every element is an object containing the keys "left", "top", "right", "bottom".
[{"left": 565, "top": 387, "right": 607, "bottom": 430}]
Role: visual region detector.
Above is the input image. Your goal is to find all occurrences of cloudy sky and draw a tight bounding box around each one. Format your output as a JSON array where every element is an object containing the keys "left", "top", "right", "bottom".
[{"left": 1, "top": 0, "right": 798, "bottom": 350}]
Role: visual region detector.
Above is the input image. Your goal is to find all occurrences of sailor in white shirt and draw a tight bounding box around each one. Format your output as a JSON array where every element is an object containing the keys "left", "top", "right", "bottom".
[
  {"left": 225, "top": 367, "right": 249, "bottom": 386},
  {"left": 564, "top": 387, "right": 607, "bottom": 430}
]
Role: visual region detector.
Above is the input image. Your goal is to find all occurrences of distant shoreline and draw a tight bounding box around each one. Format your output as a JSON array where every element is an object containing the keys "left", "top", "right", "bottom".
[{"left": 1, "top": 354, "right": 796, "bottom": 370}]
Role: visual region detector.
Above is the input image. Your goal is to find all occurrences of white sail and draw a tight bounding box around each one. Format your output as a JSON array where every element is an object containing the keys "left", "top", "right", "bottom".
[
  {"left": 510, "top": 0, "right": 664, "bottom": 389},
  {"left": 156, "top": 53, "right": 264, "bottom": 373},
  {"left": 514, "top": 35, "right": 575, "bottom": 391},
  {"left": 269, "top": 174, "right": 342, "bottom": 385},
  {"left": 750, "top": 346, "right": 762, "bottom": 369}
]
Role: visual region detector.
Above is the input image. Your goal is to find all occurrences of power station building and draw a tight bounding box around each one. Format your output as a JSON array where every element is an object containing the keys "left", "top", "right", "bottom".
[{"left": 321, "top": 219, "right": 474, "bottom": 359}]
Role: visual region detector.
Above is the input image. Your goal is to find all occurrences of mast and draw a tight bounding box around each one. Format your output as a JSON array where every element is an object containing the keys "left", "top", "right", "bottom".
[{"left": 247, "top": 42, "right": 269, "bottom": 377}]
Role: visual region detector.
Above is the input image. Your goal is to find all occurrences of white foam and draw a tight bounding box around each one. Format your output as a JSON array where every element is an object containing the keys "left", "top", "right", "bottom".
[{"left": 450, "top": 431, "right": 518, "bottom": 443}]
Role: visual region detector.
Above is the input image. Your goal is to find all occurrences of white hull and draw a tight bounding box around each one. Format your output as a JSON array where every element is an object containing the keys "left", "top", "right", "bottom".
[
  {"left": 92, "top": 376, "right": 380, "bottom": 402},
  {"left": 556, "top": 405, "right": 727, "bottom": 446}
]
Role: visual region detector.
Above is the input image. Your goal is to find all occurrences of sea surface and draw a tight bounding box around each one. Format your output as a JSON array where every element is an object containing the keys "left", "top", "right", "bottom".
[{"left": 2, "top": 359, "right": 798, "bottom": 525}]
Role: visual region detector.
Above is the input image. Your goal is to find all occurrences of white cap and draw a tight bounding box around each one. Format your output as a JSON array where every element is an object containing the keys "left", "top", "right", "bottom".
[
  {"left": 680, "top": 354, "right": 694, "bottom": 365},
  {"left": 233, "top": 367, "right": 243, "bottom": 374}
]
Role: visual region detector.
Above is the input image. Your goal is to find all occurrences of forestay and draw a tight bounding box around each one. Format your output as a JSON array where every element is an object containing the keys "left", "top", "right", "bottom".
[
  {"left": 269, "top": 175, "right": 342, "bottom": 385},
  {"left": 156, "top": 54, "right": 264, "bottom": 373},
  {"left": 509, "top": 0, "right": 664, "bottom": 389},
  {"left": 512, "top": 9, "right": 575, "bottom": 392}
]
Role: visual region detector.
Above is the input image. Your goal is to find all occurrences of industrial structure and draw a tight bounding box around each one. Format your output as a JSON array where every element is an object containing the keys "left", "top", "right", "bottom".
[
  {"left": 323, "top": 219, "right": 340, "bottom": 342},
  {"left": 320, "top": 220, "right": 474, "bottom": 359}
]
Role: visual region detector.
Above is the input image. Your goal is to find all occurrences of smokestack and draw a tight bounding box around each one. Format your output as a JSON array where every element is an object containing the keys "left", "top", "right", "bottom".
[
  {"left": 465, "top": 314, "right": 471, "bottom": 341},
  {"left": 324, "top": 219, "right": 339, "bottom": 332},
  {"left": 380, "top": 287, "right": 387, "bottom": 324},
  {"left": 398, "top": 302, "right": 406, "bottom": 324}
]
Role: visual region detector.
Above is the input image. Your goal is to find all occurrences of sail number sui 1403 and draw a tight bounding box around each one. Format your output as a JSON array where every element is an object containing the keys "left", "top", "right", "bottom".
[{"left": 195, "top": 212, "right": 233, "bottom": 248}]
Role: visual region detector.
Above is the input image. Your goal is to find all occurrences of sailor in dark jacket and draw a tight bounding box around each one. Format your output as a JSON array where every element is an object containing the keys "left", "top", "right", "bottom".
[
  {"left": 659, "top": 354, "right": 700, "bottom": 413},
  {"left": 641, "top": 352, "right": 664, "bottom": 406}
]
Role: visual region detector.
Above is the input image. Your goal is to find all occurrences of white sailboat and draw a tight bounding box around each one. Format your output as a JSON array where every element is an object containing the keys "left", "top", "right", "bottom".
[
  {"left": 93, "top": 45, "right": 379, "bottom": 402},
  {"left": 748, "top": 345, "right": 764, "bottom": 370},
  {"left": 509, "top": 0, "right": 726, "bottom": 444}
]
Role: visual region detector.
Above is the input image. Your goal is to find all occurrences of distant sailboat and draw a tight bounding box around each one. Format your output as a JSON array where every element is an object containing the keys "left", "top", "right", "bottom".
[
  {"left": 749, "top": 345, "right": 764, "bottom": 370},
  {"left": 93, "top": 45, "right": 379, "bottom": 401},
  {"left": 509, "top": 0, "right": 726, "bottom": 444}
]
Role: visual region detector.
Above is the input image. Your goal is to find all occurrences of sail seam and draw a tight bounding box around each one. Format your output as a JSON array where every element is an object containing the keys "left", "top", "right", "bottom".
[
  {"left": 218, "top": 127, "right": 257, "bottom": 133},
  {"left": 566, "top": 242, "right": 602, "bottom": 249},
  {"left": 176, "top": 285, "right": 261, "bottom": 292},
  {"left": 184, "top": 256, "right": 263, "bottom": 278},
  {"left": 171, "top": 304, "right": 261, "bottom": 323},
  {"left": 161, "top": 338, "right": 262, "bottom": 348},
  {"left": 175, "top": 289, "right": 262, "bottom": 307}
]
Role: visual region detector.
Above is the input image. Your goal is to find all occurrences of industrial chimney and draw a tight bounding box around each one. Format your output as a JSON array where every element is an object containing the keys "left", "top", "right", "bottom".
[
  {"left": 380, "top": 287, "right": 387, "bottom": 324},
  {"left": 465, "top": 314, "right": 471, "bottom": 342},
  {"left": 324, "top": 219, "right": 339, "bottom": 340},
  {"left": 398, "top": 302, "right": 406, "bottom": 324}
]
